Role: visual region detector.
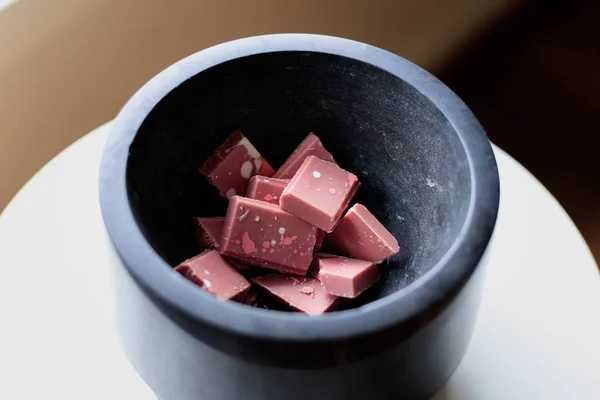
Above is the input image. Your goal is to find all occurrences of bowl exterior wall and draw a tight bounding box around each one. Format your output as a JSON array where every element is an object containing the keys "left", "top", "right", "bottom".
[{"left": 109, "top": 229, "right": 490, "bottom": 400}]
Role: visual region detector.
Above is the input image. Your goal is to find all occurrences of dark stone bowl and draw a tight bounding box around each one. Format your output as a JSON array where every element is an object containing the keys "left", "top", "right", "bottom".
[{"left": 99, "top": 34, "right": 499, "bottom": 400}]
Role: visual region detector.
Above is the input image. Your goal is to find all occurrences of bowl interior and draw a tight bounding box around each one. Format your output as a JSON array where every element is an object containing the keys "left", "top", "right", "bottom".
[{"left": 127, "top": 51, "right": 471, "bottom": 309}]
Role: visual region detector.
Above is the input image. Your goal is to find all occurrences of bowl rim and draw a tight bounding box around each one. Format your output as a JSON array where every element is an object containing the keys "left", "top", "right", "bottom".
[{"left": 99, "top": 33, "right": 499, "bottom": 342}]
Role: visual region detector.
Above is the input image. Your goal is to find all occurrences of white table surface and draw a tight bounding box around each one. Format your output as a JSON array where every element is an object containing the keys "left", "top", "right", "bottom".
[{"left": 1, "top": 122, "right": 599, "bottom": 400}]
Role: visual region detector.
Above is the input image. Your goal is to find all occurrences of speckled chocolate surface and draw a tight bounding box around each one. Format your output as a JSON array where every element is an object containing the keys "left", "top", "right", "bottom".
[
  {"left": 280, "top": 156, "right": 359, "bottom": 232},
  {"left": 252, "top": 274, "right": 339, "bottom": 315},
  {"left": 200, "top": 130, "right": 275, "bottom": 199},
  {"left": 175, "top": 250, "right": 250, "bottom": 301},
  {"left": 246, "top": 176, "right": 289, "bottom": 205},
  {"left": 220, "top": 196, "right": 318, "bottom": 275}
]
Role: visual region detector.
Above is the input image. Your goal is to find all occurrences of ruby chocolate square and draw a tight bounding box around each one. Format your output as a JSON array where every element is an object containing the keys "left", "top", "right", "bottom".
[
  {"left": 200, "top": 130, "right": 275, "bottom": 199},
  {"left": 325, "top": 203, "right": 399, "bottom": 263},
  {"left": 273, "top": 132, "right": 336, "bottom": 179},
  {"left": 280, "top": 156, "right": 360, "bottom": 232},
  {"left": 220, "top": 196, "right": 318, "bottom": 275},
  {"left": 311, "top": 253, "right": 379, "bottom": 298}
]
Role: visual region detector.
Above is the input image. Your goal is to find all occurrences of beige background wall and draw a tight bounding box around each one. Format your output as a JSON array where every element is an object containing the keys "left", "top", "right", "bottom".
[{"left": 0, "top": 0, "right": 521, "bottom": 211}]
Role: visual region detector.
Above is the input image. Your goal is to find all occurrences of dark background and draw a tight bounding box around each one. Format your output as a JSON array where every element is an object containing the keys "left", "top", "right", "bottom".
[{"left": 441, "top": 0, "right": 600, "bottom": 263}]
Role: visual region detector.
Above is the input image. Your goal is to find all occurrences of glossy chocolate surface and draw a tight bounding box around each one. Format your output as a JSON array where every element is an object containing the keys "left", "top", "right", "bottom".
[{"left": 220, "top": 196, "right": 317, "bottom": 275}]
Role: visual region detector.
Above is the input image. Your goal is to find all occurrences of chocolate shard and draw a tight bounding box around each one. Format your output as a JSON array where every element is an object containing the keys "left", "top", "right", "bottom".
[
  {"left": 252, "top": 274, "right": 339, "bottom": 315},
  {"left": 175, "top": 250, "right": 251, "bottom": 302}
]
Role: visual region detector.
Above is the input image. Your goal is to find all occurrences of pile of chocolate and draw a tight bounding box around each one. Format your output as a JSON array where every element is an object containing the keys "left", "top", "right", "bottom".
[{"left": 175, "top": 131, "right": 399, "bottom": 315}]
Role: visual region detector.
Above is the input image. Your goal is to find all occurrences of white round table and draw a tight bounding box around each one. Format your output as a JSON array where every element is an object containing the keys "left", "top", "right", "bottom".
[{"left": 1, "top": 122, "right": 599, "bottom": 400}]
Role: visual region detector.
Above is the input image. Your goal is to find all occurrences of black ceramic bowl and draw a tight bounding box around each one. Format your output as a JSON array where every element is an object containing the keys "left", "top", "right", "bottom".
[{"left": 100, "top": 34, "right": 499, "bottom": 400}]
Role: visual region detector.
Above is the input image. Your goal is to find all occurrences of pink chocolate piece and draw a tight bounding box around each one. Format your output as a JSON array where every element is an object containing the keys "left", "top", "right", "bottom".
[
  {"left": 273, "top": 132, "right": 336, "bottom": 179},
  {"left": 193, "top": 219, "right": 252, "bottom": 274},
  {"left": 314, "top": 229, "right": 326, "bottom": 251},
  {"left": 223, "top": 256, "right": 252, "bottom": 273},
  {"left": 246, "top": 176, "right": 289, "bottom": 205},
  {"left": 200, "top": 130, "right": 275, "bottom": 199},
  {"left": 193, "top": 217, "right": 225, "bottom": 250},
  {"left": 175, "top": 250, "right": 250, "bottom": 302},
  {"left": 220, "top": 196, "right": 318, "bottom": 275},
  {"left": 252, "top": 275, "right": 339, "bottom": 315},
  {"left": 280, "top": 156, "right": 360, "bottom": 232},
  {"left": 311, "top": 253, "right": 379, "bottom": 298},
  {"left": 325, "top": 204, "right": 400, "bottom": 263}
]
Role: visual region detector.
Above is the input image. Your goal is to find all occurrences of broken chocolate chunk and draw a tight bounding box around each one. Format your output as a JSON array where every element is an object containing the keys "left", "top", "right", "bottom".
[
  {"left": 252, "top": 274, "right": 339, "bottom": 315},
  {"left": 220, "top": 196, "right": 318, "bottom": 276},
  {"left": 311, "top": 253, "right": 379, "bottom": 298},
  {"left": 273, "top": 132, "right": 336, "bottom": 179},
  {"left": 280, "top": 156, "right": 360, "bottom": 232},
  {"left": 325, "top": 204, "right": 399, "bottom": 263},
  {"left": 200, "top": 130, "right": 275, "bottom": 199},
  {"left": 246, "top": 176, "right": 289, "bottom": 205},
  {"left": 175, "top": 250, "right": 250, "bottom": 302}
]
